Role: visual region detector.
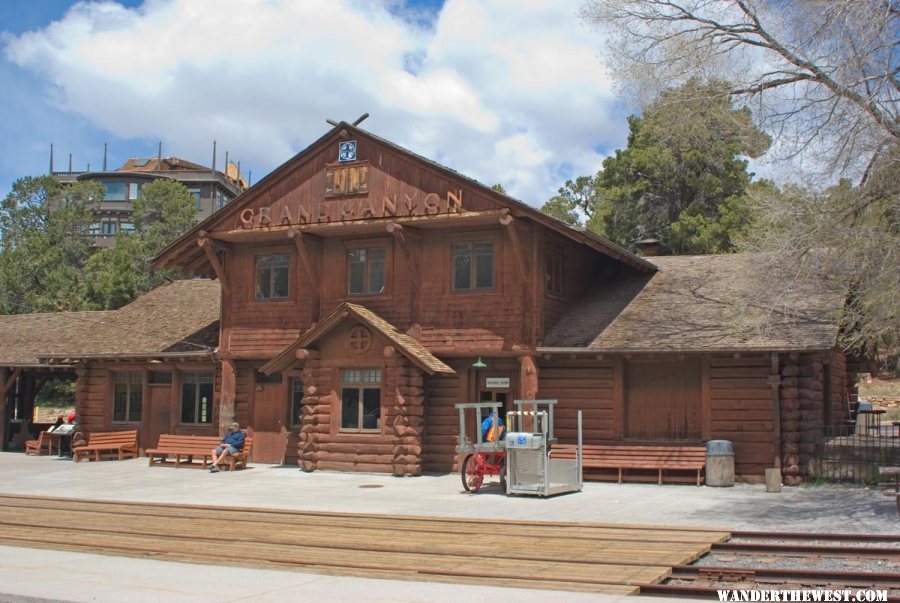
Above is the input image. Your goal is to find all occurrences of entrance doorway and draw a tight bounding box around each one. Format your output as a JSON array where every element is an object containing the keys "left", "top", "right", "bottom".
[
  {"left": 251, "top": 374, "right": 289, "bottom": 464},
  {"left": 144, "top": 384, "right": 171, "bottom": 453}
]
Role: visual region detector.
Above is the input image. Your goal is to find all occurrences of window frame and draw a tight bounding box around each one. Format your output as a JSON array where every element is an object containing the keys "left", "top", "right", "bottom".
[
  {"left": 545, "top": 245, "right": 565, "bottom": 298},
  {"left": 179, "top": 371, "right": 214, "bottom": 425},
  {"left": 112, "top": 371, "right": 143, "bottom": 424},
  {"left": 346, "top": 246, "right": 387, "bottom": 296},
  {"left": 254, "top": 253, "right": 292, "bottom": 301},
  {"left": 339, "top": 368, "right": 382, "bottom": 433},
  {"left": 103, "top": 181, "right": 127, "bottom": 201},
  {"left": 290, "top": 378, "right": 304, "bottom": 427},
  {"left": 188, "top": 188, "right": 202, "bottom": 210},
  {"left": 127, "top": 182, "right": 140, "bottom": 200},
  {"left": 451, "top": 240, "right": 495, "bottom": 292}
]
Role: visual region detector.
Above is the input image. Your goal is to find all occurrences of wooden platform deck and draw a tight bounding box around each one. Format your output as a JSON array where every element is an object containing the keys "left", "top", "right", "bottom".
[{"left": 0, "top": 494, "right": 730, "bottom": 595}]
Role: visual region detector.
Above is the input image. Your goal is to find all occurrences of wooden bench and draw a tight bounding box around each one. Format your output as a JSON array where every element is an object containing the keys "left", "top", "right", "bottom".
[
  {"left": 72, "top": 430, "right": 139, "bottom": 462},
  {"left": 550, "top": 444, "right": 707, "bottom": 486},
  {"left": 146, "top": 434, "right": 253, "bottom": 471},
  {"left": 25, "top": 431, "right": 52, "bottom": 456}
]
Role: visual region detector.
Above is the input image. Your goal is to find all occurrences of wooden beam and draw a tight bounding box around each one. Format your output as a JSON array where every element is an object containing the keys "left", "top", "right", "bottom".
[
  {"left": 387, "top": 223, "right": 420, "bottom": 286},
  {"left": 287, "top": 228, "right": 321, "bottom": 308},
  {"left": 499, "top": 215, "right": 528, "bottom": 281},
  {"left": 0, "top": 368, "right": 22, "bottom": 398},
  {"left": 197, "top": 233, "right": 229, "bottom": 290}
]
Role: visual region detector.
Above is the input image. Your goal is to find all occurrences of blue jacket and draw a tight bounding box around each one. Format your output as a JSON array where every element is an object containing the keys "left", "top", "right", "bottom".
[{"left": 221, "top": 430, "right": 245, "bottom": 450}]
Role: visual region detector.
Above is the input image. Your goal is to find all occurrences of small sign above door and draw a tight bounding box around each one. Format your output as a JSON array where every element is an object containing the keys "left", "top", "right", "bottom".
[{"left": 485, "top": 377, "right": 510, "bottom": 389}]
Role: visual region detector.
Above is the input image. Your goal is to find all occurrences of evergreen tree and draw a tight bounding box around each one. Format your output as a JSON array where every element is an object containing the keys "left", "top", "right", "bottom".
[
  {"left": 0, "top": 176, "right": 101, "bottom": 313},
  {"left": 83, "top": 179, "right": 195, "bottom": 309}
]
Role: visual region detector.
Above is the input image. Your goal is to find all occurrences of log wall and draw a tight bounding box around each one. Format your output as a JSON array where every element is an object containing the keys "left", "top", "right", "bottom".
[
  {"left": 537, "top": 360, "right": 618, "bottom": 443},
  {"left": 708, "top": 355, "right": 775, "bottom": 482},
  {"left": 295, "top": 322, "right": 426, "bottom": 475},
  {"left": 779, "top": 352, "right": 830, "bottom": 485},
  {"left": 422, "top": 369, "right": 463, "bottom": 473},
  {"left": 74, "top": 361, "right": 220, "bottom": 452}
]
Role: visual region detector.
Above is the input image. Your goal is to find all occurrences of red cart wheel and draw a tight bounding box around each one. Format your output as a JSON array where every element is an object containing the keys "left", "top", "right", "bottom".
[{"left": 461, "top": 453, "right": 483, "bottom": 493}]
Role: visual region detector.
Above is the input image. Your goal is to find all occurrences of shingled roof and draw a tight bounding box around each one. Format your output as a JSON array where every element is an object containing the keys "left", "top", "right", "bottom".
[
  {"left": 542, "top": 253, "right": 845, "bottom": 353},
  {"left": 0, "top": 280, "right": 221, "bottom": 367},
  {"left": 263, "top": 302, "right": 454, "bottom": 375}
]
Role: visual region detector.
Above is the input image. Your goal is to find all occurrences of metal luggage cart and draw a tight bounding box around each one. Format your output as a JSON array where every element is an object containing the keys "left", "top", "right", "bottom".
[
  {"left": 455, "top": 401, "right": 506, "bottom": 493},
  {"left": 505, "top": 400, "right": 582, "bottom": 497}
]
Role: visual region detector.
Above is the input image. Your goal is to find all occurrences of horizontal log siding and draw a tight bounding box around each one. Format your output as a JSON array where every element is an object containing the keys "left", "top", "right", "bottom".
[
  {"left": 233, "top": 362, "right": 255, "bottom": 430},
  {"left": 537, "top": 361, "right": 618, "bottom": 443},
  {"left": 829, "top": 351, "right": 848, "bottom": 430},
  {"left": 74, "top": 364, "right": 107, "bottom": 436},
  {"left": 709, "top": 355, "right": 775, "bottom": 481},
  {"left": 422, "top": 371, "right": 462, "bottom": 473}
]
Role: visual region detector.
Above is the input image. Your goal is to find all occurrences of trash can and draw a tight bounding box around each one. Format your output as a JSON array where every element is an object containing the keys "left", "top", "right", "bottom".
[{"left": 706, "top": 440, "right": 734, "bottom": 487}]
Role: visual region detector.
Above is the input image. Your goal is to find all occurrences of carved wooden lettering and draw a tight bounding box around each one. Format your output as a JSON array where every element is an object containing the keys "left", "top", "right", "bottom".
[
  {"left": 423, "top": 192, "right": 441, "bottom": 215},
  {"left": 447, "top": 190, "right": 463, "bottom": 212},
  {"left": 240, "top": 208, "right": 255, "bottom": 229},
  {"left": 317, "top": 203, "right": 330, "bottom": 223},
  {"left": 403, "top": 192, "right": 418, "bottom": 216},
  {"left": 238, "top": 187, "right": 463, "bottom": 229},
  {"left": 383, "top": 195, "right": 397, "bottom": 217},
  {"left": 296, "top": 204, "right": 310, "bottom": 224}
]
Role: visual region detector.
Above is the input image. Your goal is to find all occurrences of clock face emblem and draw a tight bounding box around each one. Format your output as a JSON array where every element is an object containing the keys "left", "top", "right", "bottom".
[{"left": 338, "top": 140, "right": 357, "bottom": 163}]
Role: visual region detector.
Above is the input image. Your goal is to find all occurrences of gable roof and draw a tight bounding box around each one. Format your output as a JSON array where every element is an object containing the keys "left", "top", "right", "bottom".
[
  {"left": 262, "top": 302, "right": 454, "bottom": 376},
  {"left": 152, "top": 122, "right": 655, "bottom": 274},
  {"left": 542, "top": 253, "right": 845, "bottom": 353},
  {"left": 0, "top": 280, "right": 221, "bottom": 367}
]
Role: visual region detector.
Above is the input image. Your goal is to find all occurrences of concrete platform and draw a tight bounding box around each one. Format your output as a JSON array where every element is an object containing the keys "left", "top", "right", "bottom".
[{"left": 0, "top": 453, "right": 896, "bottom": 602}]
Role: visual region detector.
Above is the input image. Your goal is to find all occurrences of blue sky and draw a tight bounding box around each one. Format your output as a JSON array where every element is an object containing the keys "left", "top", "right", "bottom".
[{"left": 0, "top": 0, "right": 629, "bottom": 203}]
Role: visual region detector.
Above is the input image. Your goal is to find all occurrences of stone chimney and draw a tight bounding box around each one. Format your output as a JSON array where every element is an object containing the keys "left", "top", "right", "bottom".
[{"left": 635, "top": 238, "right": 662, "bottom": 257}]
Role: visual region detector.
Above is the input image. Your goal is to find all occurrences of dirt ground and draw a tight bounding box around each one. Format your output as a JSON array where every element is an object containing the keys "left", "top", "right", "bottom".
[
  {"left": 33, "top": 406, "right": 76, "bottom": 424},
  {"left": 859, "top": 374, "right": 900, "bottom": 422}
]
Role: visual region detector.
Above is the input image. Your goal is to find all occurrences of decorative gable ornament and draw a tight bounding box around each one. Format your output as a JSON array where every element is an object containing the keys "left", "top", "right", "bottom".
[{"left": 338, "top": 140, "right": 357, "bottom": 163}]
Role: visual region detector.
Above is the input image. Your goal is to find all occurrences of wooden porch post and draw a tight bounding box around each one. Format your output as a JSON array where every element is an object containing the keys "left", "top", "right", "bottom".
[
  {"left": 219, "top": 358, "right": 237, "bottom": 436},
  {"left": 518, "top": 355, "right": 539, "bottom": 400}
]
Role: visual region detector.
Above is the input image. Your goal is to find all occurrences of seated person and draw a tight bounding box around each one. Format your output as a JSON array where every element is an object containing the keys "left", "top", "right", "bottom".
[
  {"left": 481, "top": 411, "right": 506, "bottom": 443},
  {"left": 210, "top": 422, "right": 245, "bottom": 472}
]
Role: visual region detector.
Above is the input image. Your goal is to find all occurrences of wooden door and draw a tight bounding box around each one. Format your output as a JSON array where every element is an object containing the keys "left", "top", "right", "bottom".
[
  {"left": 626, "top": 359, "right": 701, "bottom": 440},
  {"left": 251, "top": 381, "right": 289, "bottom": 464},
  {"left": 144, "top": 385, "right": 171, "bottom": 452}
]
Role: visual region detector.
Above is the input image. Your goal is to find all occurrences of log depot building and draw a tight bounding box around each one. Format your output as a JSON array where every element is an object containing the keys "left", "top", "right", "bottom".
[{"left": 0, "top": 123, "right": 852, "bottom": 484}]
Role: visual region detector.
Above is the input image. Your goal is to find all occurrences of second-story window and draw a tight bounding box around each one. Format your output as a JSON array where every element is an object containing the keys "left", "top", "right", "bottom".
[
  {"left": 127, "top": 183, "right": 140, "bottom": 200},
  {"left": 452, "top": 241, "right": 494, "bottom": 291},
  {"left": 546, "top": 248, "right": 564, "bottom": 297},
  {"left": 347, "top": 248, "right": 385, "bottom": 295},
  {"left": 103, "top": 182, "right": 126, "bottom": 201},
  {"left": 188, "top": 189, "right": 202, "bottom": 210},
  {"left": 255, "top": 254, "right": 290, "bottom": 300}
]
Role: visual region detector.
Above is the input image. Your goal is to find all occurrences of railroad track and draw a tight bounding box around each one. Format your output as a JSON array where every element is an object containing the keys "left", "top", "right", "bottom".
[
  {"left": 0, "top": 494, "right": 728, "bottom": 596},
  {"left": 640, "top": 531, "right": 900, "bottom": 600}
]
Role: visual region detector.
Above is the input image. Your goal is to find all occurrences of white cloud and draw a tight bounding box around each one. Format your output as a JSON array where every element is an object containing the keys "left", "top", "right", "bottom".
[{"left": 3, "top": 0, "right": 624, "bottom": 203}]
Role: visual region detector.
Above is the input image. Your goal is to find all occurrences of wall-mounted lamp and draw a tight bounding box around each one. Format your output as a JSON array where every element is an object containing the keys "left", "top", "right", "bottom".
[{"left": 472, "top": 357, "right": 487, "bottom": 368}]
